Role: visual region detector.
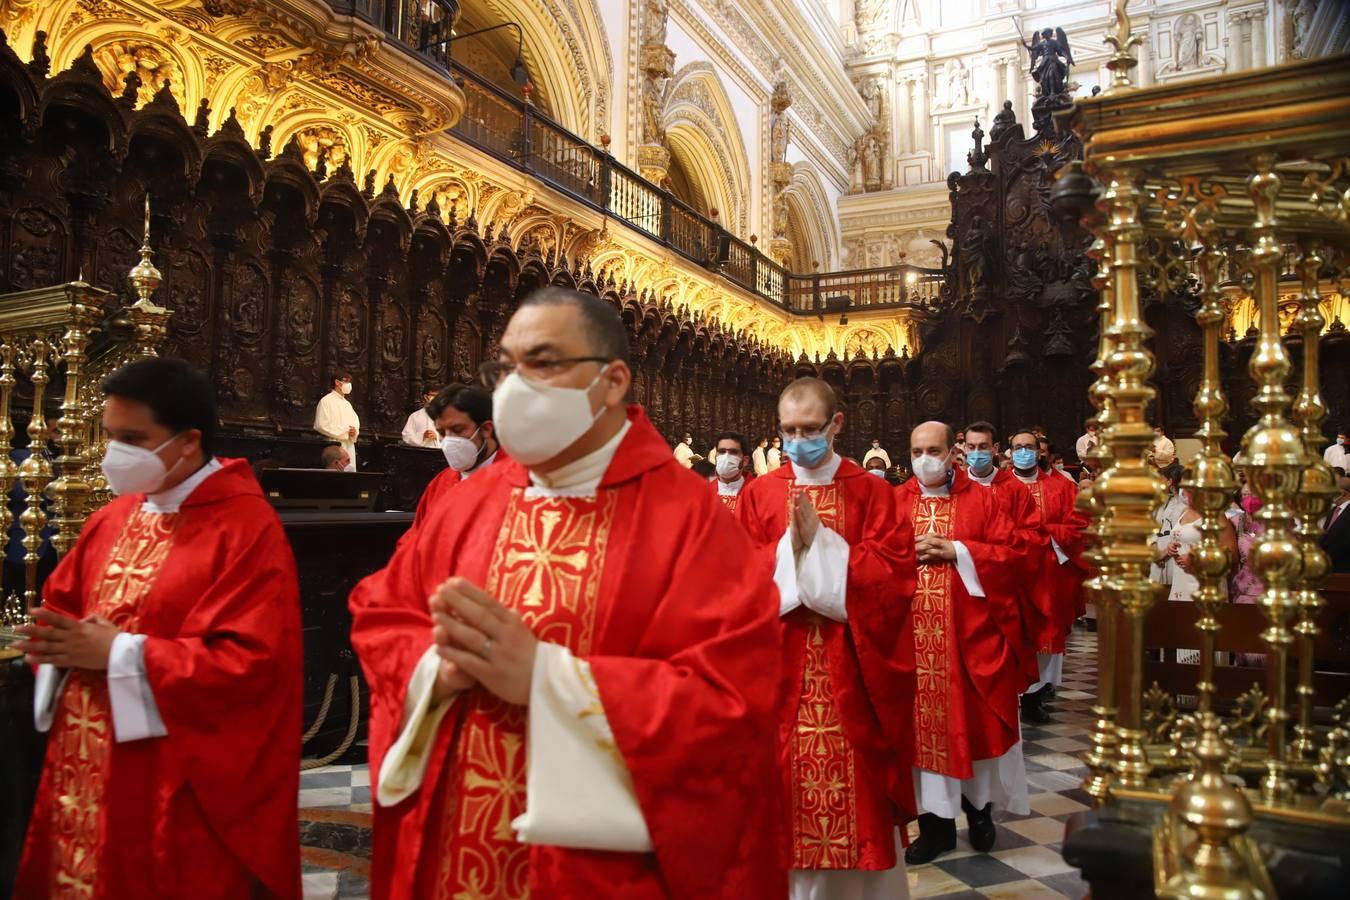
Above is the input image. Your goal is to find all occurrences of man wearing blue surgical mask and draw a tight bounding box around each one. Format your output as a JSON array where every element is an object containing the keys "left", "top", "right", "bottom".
[
  {"left": 736, "top": 377, "right": 914, "bottom": 897},
  {"left": 349, "top": 288, "right": 785, "bottom": 898},
  {"left": 894, "top": 421, "right": 1028, "bottom": 864}
]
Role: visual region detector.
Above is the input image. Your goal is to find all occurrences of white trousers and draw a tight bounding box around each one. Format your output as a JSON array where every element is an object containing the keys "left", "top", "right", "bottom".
[
  {"left": 788, "top": 830, "right": 909, "bottom": 900},
  {"left": 913, "top": 740, "right": 1032, "bottom": 819},
  {"left": 1025, "top": 651, "right": 1064, "bottom": 694}
]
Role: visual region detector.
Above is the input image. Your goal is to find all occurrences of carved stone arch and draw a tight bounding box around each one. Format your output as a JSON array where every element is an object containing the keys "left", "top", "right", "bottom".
[
  {"left": 663, "top": 64, "right": 753, "bottom": 236},
  {"left": 58, "top": 26, "right": 198, "bottom": 116},
  {"left": 457, "top": 0, "right": 611, "bottom": 139},
  {"left": 268, "top": 115, "right": 358, "bottom": 178},
  {"left": 782, "top": 163, "right": 839, "bottom": 272}
]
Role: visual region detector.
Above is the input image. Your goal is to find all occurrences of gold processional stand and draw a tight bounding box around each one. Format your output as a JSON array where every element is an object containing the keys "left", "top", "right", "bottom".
[
  {"left": 1056, "top": 2, "right": 1350, "bottom": 896},
  {"left": 0, "top": 197, "right": 170, "bottom": 657}
]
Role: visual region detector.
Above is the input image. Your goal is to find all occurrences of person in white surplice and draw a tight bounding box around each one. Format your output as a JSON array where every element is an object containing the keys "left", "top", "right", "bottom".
[{"left": 313, "top": 372, "right": 360, "bottom": 471}]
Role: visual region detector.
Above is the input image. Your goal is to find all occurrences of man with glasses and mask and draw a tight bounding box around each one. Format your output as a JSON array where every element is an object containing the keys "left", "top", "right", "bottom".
[
  {"left": 711, "top": 430, "right": 750, "bottom": 511},
  {"left": 348, "top": 287, "right": 784, "bottom": 899},
  {"left": 1008, "top": 428, "right": 1087, "bottom": 724},
  {"left": 962, "top": 422, "right": 1053, "bottom": 720},
  {"left": 15, "top": 357, "right": 302, "bottom": 899},
  {"left": 895, "top": 421, "right": 1028, "bottom": 865},
  {"left": 736, "top": 377, "right": 915, "bottom": 899},
  {"left": 406, "top": 384, "right": 503, "bottom": 530}
]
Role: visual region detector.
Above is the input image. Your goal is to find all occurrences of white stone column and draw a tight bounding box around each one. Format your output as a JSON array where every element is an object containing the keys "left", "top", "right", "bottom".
[
  {"left": 1252, "top": 10, "right": 1268, "bottom": 67},
  {"left": 1238, "top": 13, "right": 1253, "bottom": 70},
  {"left": 909, "top": 73, "right": 927, "bottom": 153},
  {"left": 1005, "top": 58, "right": 1023, "bottom": 128},
  {"left": 1137, "top": 32, "right": 1153, "bottom": 86},
  {"left": 893, "top": 71, "right": 910, "bottom": 154}
]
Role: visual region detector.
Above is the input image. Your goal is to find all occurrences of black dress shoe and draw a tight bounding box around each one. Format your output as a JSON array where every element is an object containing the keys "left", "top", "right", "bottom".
[
  {"left": 904, "top": 813, "right": 957, "bottom": 865},
  {"left": 1020, "top": 688, "right": 1052, "bottom": 725},
  {"left": 961, "top": 797, "right": 997, "bottom": 852}
]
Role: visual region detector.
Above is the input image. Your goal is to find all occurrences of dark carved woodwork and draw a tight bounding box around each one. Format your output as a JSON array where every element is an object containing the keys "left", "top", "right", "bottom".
[{"left": 0, "top": 30, "right": 795, "bottom": 500}]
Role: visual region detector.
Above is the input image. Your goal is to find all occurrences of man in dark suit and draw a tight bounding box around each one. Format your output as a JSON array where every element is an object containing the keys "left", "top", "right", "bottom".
[{"left": 1322, "top": 466, "right": 1350, "bottom": 574}]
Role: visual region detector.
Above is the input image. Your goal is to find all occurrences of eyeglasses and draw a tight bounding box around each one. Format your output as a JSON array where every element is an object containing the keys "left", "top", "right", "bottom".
[
  {"left": 479, "top": 357, "right": 611, "bottom": 389},
  {"left": 779, "top": 423, "right": 829, "bottom": 441}
]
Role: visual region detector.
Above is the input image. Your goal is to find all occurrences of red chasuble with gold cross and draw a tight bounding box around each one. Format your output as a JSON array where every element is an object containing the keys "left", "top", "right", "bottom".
[
  {"left": 349, "top": 407, "right": 785, "bottom": 900},
  {"left": 1020, "top": 471, "right": 1088, "bottom": 653},
  {"left": 735, "top": 458, "right": 916, "bottom": 872},
  {"left": 978, "top": 469, "right": 1054, "bottom": 688},
  {"left": 16, "top": 459, "right": 303, "bottom": 899},
  {"left": 893, "top": 470, "right": 1022, "bottom": 779}
]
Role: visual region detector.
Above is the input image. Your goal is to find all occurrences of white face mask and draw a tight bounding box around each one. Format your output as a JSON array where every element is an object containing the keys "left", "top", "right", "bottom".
[
  {"left": 440, "top": 428, "right": 484, "bottom": 472},
  {"left": 340, "top": 382, "right": 352, "bottom": 395},
  {"left": 715, "top": 453, "right": 743, "bottom": 480},
  {"left": 492, "top": 366, "right": 609, "bottom": 467},
  {"left": 102, "top": 435, "right": 181, "bottom": 496},
  {"left": 911, "top": 449, "right": 951, "bottom": 486},
  {"left": 867, "top": 468, "right": 887, "bottom": 478}
]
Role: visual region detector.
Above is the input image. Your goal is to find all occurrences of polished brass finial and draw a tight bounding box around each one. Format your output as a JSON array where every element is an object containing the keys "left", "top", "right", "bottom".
[
  {"left": 127, "top": 193, "right": 162, "bottom": 306},
  {"left": 1103, "top": 0, "right": 1144, "bottom": 95}
]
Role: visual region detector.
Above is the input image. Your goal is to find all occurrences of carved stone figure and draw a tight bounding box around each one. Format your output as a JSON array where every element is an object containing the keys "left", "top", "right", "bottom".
[
  {"left": 1023, "top": 27, "right": 1073, "bottom": 99},
  {"left": 771, "top": 112, "right": 790, "bottom": 164},
  {"left": 1173, "top": 14, "right": 1201, "bottom": 70},
  {"left": 963, "top": 214, "right": 993, "bottom": 298},
  {"left": 860, "top": 132, "right": 883, "bottom": 188},
  {"left": 643, "top": 0, "right": 668, "bottom": 45},
  {"left": 990, "top": 100, "right": 1017, "bottom": 142},
  {"left": 641, "top": 70, "right": 667, "bottom": 145},
  {"left": 947, "top": 58, "right": 972, "bottom": 108}
]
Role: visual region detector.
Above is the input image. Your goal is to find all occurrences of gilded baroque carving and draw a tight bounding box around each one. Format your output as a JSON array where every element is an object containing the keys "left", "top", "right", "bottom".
[{"left": 92, "top": 40, "right": 184, "bottom": 109}]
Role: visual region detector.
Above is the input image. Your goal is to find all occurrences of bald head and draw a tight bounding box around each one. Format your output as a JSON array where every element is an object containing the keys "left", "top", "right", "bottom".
[{"left": 911, "top": 421, "right": 955, "bottom": 454}]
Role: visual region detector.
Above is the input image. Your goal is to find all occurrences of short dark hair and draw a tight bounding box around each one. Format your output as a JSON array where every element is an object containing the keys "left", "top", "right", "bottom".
[
  {"left": 964, "top": 420, "right": 997, "bottom": 442},
  {"left": 519, "top": 287, "right": 630, "bottom": 365},
  {"left": 780, "top": 377, "right": 839, "bottom": 418},
  {"left": 1011, "top": 426, "right": 1038, "bottom": 444},
  {"left": 715, "top": 431, "right": 748, "bottom": 454},
  {"left": 101, "top": 357, "right": 217, "bottom": 456},
  {"left": 331, "top": 370, "right": 350, "bottom": 385},
  {"left": 427, "top": 383, "right": 492, "bottom": 426}
]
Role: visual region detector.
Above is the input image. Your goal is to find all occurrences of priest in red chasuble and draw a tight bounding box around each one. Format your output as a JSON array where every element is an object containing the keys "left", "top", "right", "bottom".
[
  {"left": 15, "top": 357, "right": 302, "bottom": 899},
  {"left": 711, "top": 430, "right": 751, "bottom": 512},
  {"left": 409, "top": 383, "right": 504, "bottom": 530},
  {"left": 736, "top": 377, "right": 915, "bottom": 900},
  {"left": 349, "top": 288, "right": 785, "bottom": 900},
  {"left": 1008, "top": 429, "right": 1088, "bottom": 722},
  {"left": 960, "top": 421, "right": 1052, "bottom": 701},
  {"left": 895, "top": 421, "right": 1030, "bottom": 865}
]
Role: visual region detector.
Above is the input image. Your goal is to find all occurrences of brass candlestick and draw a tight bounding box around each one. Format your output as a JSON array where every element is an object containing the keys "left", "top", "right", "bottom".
[
  {"left": 1095, "top": 172, "right": 1167, "bottom": 790},
  {"left": 126, "top": 194, "right": 171, "bottom": 358},
  {"left": 1240, "top": 154, "right": 1303, "bottom": 806},
  {"left": 17, "top": 340, "right": 52, "bottom": 609},
  {"left": 45, "top": 279, "right": 107, "bottom": 556},
  {"left": 1288, "top": 241, "right": 1335, "bottom": 763},
  {"left": 1081, "top": 233, "right": 1122, "bottom": 804}
]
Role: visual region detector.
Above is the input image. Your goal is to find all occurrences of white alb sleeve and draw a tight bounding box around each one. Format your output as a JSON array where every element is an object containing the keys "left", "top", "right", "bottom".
[
  {"left": 1050, "top": 537, "right": 1069, "bottom": 565},
  {"left": 33, "top": 663, "right": 69, "bottom": 732},
  {"left": 773, "top": 529, "right": 803, "bottom": 616},
  {"left": 377, "top": 646, "right": 459, "bottom": 807},
  {"left": 952, "top": 541, "right": 987, "bottom": 599},
  {"left": 107, "top": 632, "right": 167, "bottom": 742},
  {"left": 513, "top": 642, "right": 653, "bottom": 852},
  {"left": 796, "top": 525, "right": 850, "bottom": 623}
]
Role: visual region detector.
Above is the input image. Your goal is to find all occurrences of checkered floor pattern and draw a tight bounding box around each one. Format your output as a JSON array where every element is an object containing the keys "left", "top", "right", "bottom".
[{"left": 297, "top": 629, "right": 1097, "bottom": 899}]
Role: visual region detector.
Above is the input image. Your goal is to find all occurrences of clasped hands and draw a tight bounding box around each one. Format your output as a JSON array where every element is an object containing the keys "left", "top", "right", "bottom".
[
  {"left": 428, "top": 577, "right": 537, "bottom": 706},
  {"left": 788, "top": 486, "right": 821, "bottom": 554},
  {"left": 15, "top": 607, "right": 120, "bottom": 670},
  {"left": 915, "top": 533, "right": 957, "bottom": 565}
]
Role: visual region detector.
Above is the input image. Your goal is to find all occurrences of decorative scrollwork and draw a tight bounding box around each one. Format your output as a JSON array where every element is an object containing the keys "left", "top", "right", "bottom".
[
  {"left": 1144, "top": 682, "right": 1178, "bottom": 744},
  {"left": 1303, "top": 158, "right": 1350, "bottom": 224}
]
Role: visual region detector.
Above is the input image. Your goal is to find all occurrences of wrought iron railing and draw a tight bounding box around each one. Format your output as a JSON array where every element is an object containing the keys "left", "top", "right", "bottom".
[{"left": 445, "top": 61, "right": 944, "bottom": 315}]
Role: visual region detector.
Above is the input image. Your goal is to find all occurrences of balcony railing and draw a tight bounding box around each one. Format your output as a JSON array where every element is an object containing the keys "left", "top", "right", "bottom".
[
  {"left": 377, "top": 0, "right": 458, "bottom": 69},
  {"left": 446, "top": 61, "right": 945, "bottom": 315}
]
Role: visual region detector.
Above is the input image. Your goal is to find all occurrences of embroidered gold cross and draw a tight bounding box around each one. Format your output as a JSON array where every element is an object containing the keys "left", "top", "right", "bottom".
[
  {"left": 463, "top": 733, "right": 526, "bottom": 840},
  {"left": 504, "top": 510, "right": 590, "bottom": 607},
  {"left": 66, "top": 685, "right": 106, "bottom": 762}
]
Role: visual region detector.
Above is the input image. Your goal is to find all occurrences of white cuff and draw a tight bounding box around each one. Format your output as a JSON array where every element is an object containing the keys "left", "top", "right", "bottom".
[
  {"left": 107, "top": 632, "right": 167, "bottom": 743},
  {"left": 1051, "top": 538, "right": 1069, "bottom": 565},
  {"left": 774, "top": 529, "right": 803, "bottom": 616},
  {"left": 377, "top": 646, "right": 458, "bottom": 807},
  {"left": 797, "top": 526, "right": 850, "bottom": 623},
  {"left": 33, "top": 663, "right": 69, "bottom": 732},
  {"left": 952, "top": 541, "right": 987, "bottom": 599},
  {"left": 513, "top": 643, "right": 652, "bottom": 852}
]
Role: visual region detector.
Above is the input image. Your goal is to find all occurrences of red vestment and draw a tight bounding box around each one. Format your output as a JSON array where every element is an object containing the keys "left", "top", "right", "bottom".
[
  {"left": 974, "top": 469, "right": 1053, "bottom": 688},
  {"left": 712, "top": 480, "right": 743, "bottom": 513},
  {"left": 349, "top": 407, "right": 785, "bottom": 899},
  {"left": 894, "top": 470, "right": 1021, "bottom": 778},
  {"left": 411, "top": 452, "right": 511, "bottom": 529},
  {"left": 16, "top": 459, "right": 302, "bottom": 899},
  {"left": 1020, "top": 471, "right": 1088, "bottom": 651},
  {"left": 736, "top": 459, "right": 916, "bottom": 872}
]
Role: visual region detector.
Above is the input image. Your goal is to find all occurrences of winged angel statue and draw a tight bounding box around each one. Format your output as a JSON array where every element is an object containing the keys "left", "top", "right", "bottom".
[{"left": 1023, "top": 27, "right": 1074, "bottom": 99}]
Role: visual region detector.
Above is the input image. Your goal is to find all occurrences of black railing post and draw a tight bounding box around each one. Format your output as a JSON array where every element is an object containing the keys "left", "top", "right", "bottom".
[
  {"left": 660, "top": 194, "right": 673, "bottom": 245},
  {"left": 599, "top": 152, "right": 612, "bottom": 210},
  {"left": 520, "top": 100, "right": 534, "bottom": 169}
]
